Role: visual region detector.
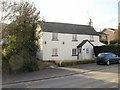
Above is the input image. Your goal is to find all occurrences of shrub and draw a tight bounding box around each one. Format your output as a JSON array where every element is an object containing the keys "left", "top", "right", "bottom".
[
  {"left": 94, "top": 44, "right": 120, "bottom": 57},
  {"left": 100, "top": 40, "right": 108, "bottom": 44},
  {"left": 2, "top": 54, "right": 11, "bottom": 74},
  {"left": 19, "top": 50, "right": 39, "bottom": 72},
  {"left": 9, "top": 54, "right": 24, "bottom": 72},
  {"left": 22, "top": 58, "right": 39, "bottom": 72},
  {"left": 3, "top": 50, "right": 39, "bottom": 74}
]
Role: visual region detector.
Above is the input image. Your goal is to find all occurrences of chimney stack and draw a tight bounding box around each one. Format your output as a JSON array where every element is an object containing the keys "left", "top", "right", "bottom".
[{"left": 89, "top": 19, "right": 93, "bottom": 27}]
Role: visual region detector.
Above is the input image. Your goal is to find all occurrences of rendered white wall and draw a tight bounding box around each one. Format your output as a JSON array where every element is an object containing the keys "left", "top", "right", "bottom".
[
  {"left": 81, "top": 42, "right": 93, "bottom": 60},
  {"left": 41, "top": 32, "right": 101, "bottom": 61}
]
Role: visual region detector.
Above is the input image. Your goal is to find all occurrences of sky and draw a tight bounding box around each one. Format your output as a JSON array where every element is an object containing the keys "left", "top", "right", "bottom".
[
  {"left": 119, "top": 1, "right": 120, "bottom": 23},
  {"left": 29, "top": 0, "right": 119, "bottom": 31},
  {"left": 0, "top": 0, "right": 119, "bottom": 31}
]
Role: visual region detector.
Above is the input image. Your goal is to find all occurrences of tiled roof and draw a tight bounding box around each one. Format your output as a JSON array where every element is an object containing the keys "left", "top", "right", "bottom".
[
  {"left": 77, "top": 40, "right": 94, "bottom": 48},
  {"left": 43, "top": 22, "right": 99, "bottom": 35}
]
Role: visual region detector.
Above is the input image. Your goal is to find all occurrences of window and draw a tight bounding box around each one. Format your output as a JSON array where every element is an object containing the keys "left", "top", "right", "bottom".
[
  {"left": 90, "top": 35, "right": 94, "bottom": 42},
  {"left": 86, "top": 48, "right": 89, "bottom": 53},
  {"left": 52, "top": 33, "right": 58, "bottom": 41},
  {"left": 72, "top": 49, "right": 77, "bottom": 56},
  {"left": 72, "top": 34, "right": 77, "bottom": 41},
  {"left": 52, "top": 48, "right": 58, "bottom": 56}
]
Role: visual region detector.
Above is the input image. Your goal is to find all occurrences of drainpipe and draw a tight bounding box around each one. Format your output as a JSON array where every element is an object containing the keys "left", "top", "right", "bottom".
[{"left": 107, "top": 34, "right": 110, "bottom": 45}]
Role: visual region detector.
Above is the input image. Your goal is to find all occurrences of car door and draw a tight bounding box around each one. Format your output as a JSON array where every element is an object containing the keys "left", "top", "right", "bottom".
[
  {"left": 112, "top": 54, "right": 118, "bottom": 63},
  {"left": 108, "top": 54, "right": 114, "bottom": 63}
]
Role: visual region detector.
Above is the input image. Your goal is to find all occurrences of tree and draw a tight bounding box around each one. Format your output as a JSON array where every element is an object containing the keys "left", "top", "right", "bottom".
[
  {"left": 118, "top": 23, "right": 120, "bottom": 41},
  {"left": 2, "top": 0, "right": 41, "bottom": 72}
]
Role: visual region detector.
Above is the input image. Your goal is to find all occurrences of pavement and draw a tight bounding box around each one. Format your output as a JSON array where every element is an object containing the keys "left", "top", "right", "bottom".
[{"left": 2, "top": 63, "right": 113, "bottom": 85}]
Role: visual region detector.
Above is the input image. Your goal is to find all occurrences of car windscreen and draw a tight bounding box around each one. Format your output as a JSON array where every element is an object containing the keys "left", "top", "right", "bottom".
[{"left": 98, "top": 53, "right": 109, "bottom": 58}]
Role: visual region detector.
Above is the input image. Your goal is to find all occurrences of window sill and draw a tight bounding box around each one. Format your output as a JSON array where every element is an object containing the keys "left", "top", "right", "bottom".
[
  {"left": 52, "top": 39, "right": 59, "bottom": 41},
  {"left": 72, "top": 40, "right": 78, "bottom": 42},
  {"left": 90, "top": 40, "right": 94, "bottom": 42},
  {"left": 72, "top": 55, "right": 78, "bottom": 56},
  {"left": 52, "top": 55, "right": 58, "bottom": 57}
]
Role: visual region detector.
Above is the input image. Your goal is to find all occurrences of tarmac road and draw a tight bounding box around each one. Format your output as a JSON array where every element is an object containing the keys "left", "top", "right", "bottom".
[{"left": 3, "top": 64, "right": 119, "bottom": 88}]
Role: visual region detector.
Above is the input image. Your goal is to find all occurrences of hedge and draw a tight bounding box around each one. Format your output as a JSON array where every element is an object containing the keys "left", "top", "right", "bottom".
[{"left": 93, "top": 44, "right": 120, "bottom": 57}]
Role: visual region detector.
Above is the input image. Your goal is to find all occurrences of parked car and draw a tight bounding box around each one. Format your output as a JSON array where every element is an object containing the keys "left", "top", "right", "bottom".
[{"left": 96, "top": 52, "right": 120, "bottom": 65}]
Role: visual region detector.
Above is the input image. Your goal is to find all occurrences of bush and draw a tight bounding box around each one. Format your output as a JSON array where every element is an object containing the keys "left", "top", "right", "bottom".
[
  {"left": 94, "top": 44, "right": 120, "bottom": 57},
  {"left": 2, "top": 54, "right": 11, "bottom": 74},
  {"left": 19, "top": 50, "right": 39, "bottom": 72},
  {"left": 3, "top": 50, "right": 39, "bottom": 74},
  {"left": 54, "top": 60, "right": 95, "bottom": 67},
  {"left": 100, "top": 40, "right": 108, "bottom": 44},
  {"left": 9, "top": 54, "right": 24, "bottom": 72}
]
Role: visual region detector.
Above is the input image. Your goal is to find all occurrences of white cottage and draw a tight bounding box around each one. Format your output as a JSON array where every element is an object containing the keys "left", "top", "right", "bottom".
[{"left": 37, "top": 22, "right": 104, "bottom": 61}]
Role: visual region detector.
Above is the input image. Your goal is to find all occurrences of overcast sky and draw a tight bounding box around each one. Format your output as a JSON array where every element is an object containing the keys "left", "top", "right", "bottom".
[
  {"left": 29, "top": 0, "right": 119, "bottom": 31},
  {"left": 1, "top": 0, "right": 119, "bottom": 31}
]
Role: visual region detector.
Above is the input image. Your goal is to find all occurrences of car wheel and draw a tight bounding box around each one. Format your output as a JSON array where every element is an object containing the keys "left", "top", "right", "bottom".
[{"left": 106, "top": 61, "right": 110, "bottom": 65}]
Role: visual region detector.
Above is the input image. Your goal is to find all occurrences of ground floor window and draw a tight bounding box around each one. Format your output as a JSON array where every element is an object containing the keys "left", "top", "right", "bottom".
[
  {"left": 52, "top": 48, "right": 58, "bottom": 56},
  {"left": 72, "top": 49, "right": 77, "bottom": 56}
]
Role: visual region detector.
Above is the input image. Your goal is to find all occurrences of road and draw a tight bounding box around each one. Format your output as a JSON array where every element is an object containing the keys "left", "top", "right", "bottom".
[{"left": 3, "top": 64, "right": 119, "bottom": 88}]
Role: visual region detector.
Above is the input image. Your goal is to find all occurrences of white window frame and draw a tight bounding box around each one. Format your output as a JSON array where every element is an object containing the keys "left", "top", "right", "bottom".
[
  {"left": 52, "top": 48, "right": 58, "bottom": 56},
  {"left": 72, "top": 49, "right": 77, "bottom": 56},
  {"left": 72, "top": 34, "right": 77, "bottom": 41},
  {"left": 52, "top": 33, "right": 58, "bottom": 41},
  {"left": 90, "top": 35, "right": 94, "bottom": 42}
]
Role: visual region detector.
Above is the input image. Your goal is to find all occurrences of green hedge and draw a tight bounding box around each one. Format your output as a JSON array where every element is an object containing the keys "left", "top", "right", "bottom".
[
  {"left": 100, "top": 40, "right": 108, "bottom": 44},
  {"left": 54, "top": 60, "right": 95, "bottom": 67},
  {"left": 94, "top": 44, "right": 120, "bottom": 57},
  {"left": 2, "top": 50, "right": 39, "bottom": 74}
]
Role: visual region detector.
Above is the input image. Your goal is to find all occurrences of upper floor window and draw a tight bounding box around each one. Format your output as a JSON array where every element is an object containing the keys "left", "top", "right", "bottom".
[
  {"left": 90, "top": 35, "right": 94, "bottom": 42},
  {"left": 72, "top": 34, "right": 78, "bottom": 41},
  {"left": 52, "top": 33, "right": 58, "bottom": 41}
]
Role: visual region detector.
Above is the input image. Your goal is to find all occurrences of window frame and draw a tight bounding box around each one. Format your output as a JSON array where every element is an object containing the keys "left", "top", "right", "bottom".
[
  {"left": 90, "top": 35, "right": 94, "bottom": 42},
  {"left": 52, "top": 48, "right": 58, "bottom": 56},
  {"left": 52, "top": 33, "right": 58, "bottom": 41},
  {"left": 72, "top": 48, "right": 77, "bottom": 56},
  {"left": 72, "top": 34, "right": 78, "bottom": 41}
]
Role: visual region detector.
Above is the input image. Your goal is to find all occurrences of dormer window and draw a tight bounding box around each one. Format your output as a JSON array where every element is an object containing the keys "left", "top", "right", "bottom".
[
  {"left": 72, "top": 34, "right": 78, "bottom": 41},
  {"left": 52, "top": 33, "right": 58, "bottom": 41}
]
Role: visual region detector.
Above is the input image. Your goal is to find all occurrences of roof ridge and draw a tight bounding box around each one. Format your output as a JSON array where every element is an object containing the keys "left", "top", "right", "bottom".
[
  {"left": 45, "top": 21, "right": 91, "bottom": 27},
  {"left": 43, "top": 22, "right": 98, "bottom": 35}
]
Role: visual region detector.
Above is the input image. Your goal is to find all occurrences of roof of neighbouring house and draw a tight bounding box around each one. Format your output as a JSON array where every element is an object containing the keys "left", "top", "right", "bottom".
[
  {"left": 102, "top": 28, "right": 117, "bottom": 32},
  {"left": 77, "top": 40, "right": 94, "bottom": 48},
  {"left": 42, "top": 22, "right": 99, "bottom": 35},
  {"left": 97, "top": 32, "right": 107, "bottom": 35}
]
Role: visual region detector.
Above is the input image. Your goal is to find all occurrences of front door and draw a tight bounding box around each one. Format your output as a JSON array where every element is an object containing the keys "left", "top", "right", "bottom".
[{"left": 77, "top": 48, "right": 82, "bottom": 60}]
